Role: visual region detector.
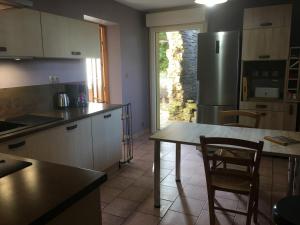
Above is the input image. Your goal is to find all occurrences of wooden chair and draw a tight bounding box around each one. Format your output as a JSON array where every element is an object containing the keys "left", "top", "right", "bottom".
[
  {"left": 200, "top": 136, "right": 264, "bottom": 225},
  {"left": 219, "top": 110, "right": 261, "bottom": 128},
  {"left": 218, "top": 110, "right": 261, "bottom": 170}
]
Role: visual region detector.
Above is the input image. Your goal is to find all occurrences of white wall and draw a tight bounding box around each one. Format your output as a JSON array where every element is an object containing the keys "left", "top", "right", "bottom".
[
  {"left": 0, "top": 59, "right": 86, "bottom": 88},
  {"left": 146, "top": 7, "right": 206, "bottom": 27},
  {"left": 107, "top": 25, "right": 123, "bottom": 104}
]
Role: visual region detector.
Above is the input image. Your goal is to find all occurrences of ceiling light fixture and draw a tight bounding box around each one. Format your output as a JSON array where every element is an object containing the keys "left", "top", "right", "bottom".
[{"left": 194, "top": 0, "right": 228, "bottom": 7}]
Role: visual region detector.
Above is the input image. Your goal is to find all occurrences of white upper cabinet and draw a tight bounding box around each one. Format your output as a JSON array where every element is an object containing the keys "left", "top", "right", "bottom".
[
  {"left": 243, "top": 4, "right": 292, "bottom": 29},
  {"left": 0, "top": 9, "right": 43, "bottom": 57},
  {"left": 41, "top": 12, "right": 100, "bottom": 59}
]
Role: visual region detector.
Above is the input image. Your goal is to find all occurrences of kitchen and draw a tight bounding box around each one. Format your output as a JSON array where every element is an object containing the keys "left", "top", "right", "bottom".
[{"left": 0, "top": 0, "right": 300, "bottom": 225}]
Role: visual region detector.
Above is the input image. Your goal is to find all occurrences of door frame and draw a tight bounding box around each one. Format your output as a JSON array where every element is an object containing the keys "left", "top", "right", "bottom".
[{"left": 149, "top": 23, "right": 207, "bottom": 133}]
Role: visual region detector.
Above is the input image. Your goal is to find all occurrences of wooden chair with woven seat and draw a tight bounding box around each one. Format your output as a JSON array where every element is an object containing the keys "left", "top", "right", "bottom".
[
  {"left": 200, "top": 136, "right": 264, "bottom": 225},
  {"left": 217, "top": 110, "right": 262, "bottom": 171}
]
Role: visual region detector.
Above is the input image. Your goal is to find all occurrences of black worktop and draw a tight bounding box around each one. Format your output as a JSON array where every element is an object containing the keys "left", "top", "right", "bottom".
[
  {"left": 0, "top": 103, "right": 122, "bottom": 143},
  {"left": 0, "top": 153, "right": 106, "bottom": 225}
]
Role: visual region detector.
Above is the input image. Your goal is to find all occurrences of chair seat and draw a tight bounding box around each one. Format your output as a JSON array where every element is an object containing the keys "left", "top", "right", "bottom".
[{"left": 211, "top": 169, "right": 252, "bottom": 193}]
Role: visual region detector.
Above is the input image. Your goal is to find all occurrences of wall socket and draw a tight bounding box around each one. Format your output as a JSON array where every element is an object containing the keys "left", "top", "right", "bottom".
[{"left": 49, "top": 75, "right": 60, "bottom": 84}]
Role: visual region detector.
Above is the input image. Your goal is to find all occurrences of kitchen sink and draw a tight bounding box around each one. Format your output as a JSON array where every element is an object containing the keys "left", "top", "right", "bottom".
[{"left": 0, "top": 121, "right": 26, "bottom": 133}]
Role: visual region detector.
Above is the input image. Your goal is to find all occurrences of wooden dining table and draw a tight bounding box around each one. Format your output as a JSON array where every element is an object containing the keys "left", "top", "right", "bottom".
[{"left": 150, "top": 122, "right": 300, "bottom": 208}]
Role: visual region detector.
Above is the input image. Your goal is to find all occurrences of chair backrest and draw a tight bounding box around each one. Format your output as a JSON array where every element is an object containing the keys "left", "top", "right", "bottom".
[
  {"left": 219, "top": 110, "right": 261, "bottom": 128},
  {"left": 199, "top": 136, "right": 264, "bottom": 184}
]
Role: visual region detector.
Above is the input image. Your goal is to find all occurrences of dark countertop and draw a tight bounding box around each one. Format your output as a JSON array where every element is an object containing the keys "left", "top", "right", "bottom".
[
  {"left": 0, "top": 102, "right": 122, "bottom": 143},
  {"left": 0, "top": 153, "right": 106, "bottom": 225}
]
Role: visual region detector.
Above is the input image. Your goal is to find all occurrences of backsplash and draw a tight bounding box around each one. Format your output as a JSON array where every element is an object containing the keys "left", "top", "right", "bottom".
[{"left": 0, "top": 82, "right": 86, "bottom": 119}]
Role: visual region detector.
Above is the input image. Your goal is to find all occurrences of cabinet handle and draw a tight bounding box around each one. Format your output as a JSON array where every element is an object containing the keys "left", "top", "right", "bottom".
[
  {"left": 104, "top": 114, "right": 111, "bottom": 119},
  {"left": 66, "top": 124, "right": 78, "bottom": 131},
  {"left": 260, "top": 22, "right": 273, "bottom": 27},
  {"left": 259, "top": 55, "right": 270, "bottom": 59},
  {"left": 256, "top": 104, "right": 267, "bottom": 109},
  {"left": 0, "top": 47, "right": 7, "bottom": 52},
  {"left": 71, "top": 51, "right": 81, "bottom": 56},
  {"left": 8, "top": 141, "right": 26, "bottom": 150},
  {"left": 260, "top": 112, "right": 267, "bottom": 117}
]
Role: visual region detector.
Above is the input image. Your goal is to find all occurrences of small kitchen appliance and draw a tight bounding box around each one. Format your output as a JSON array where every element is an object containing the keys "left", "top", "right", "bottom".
[{"left": 55, "top": 92, "right": 70, "bottom": 109}]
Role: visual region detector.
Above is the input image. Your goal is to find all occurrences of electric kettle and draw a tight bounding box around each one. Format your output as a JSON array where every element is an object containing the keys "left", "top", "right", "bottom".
[{"left": 55, "top": 92, "right": 70, "bottom": 108}]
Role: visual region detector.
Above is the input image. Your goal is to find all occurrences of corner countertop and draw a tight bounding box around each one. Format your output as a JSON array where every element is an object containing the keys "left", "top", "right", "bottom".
[
  {"left": 0, "top": 102, "right": 122, "bottom": 143},
  {"left": 0, "top": 153, "right": 106, "bottom": 225}
]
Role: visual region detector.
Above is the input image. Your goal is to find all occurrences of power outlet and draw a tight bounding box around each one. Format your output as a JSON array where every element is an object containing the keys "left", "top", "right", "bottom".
[{"left": 49, "top": 75, "right": 60, "bottom": 84}]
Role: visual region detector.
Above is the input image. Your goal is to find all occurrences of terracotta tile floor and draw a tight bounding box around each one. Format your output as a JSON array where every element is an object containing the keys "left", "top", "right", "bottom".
[{"left": 101, "top": 134, "right": 288, "bottom": 225}]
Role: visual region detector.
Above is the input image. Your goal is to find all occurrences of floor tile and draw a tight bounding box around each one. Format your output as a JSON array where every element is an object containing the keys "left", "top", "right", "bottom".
[
  {"left": 119, "top": 185, "right": 152, "bottom": 202},
  {"left": 196, "top": 210, "right": 235, "bottom": 225},
  {"left": 203, "top": 197, "right": 238, "bottom": 216},
  {"left": 103, "top": 198, "right": 139, "bottom": 218},
  {"left": 101, "top": 186, "right": 122, "bottom": 203},
  {"left": 102, "top": 212, "right": 125, "bottom": 225},
  {"left": 159, "top": 210, "right": 198, "bottom": 225},
  {"left": 123, "top": 212, "right": 160, "bottom": 225},
  {"left": 104, "top": 175, "right": 135, "bottom": 190},
  {"left": 133, "top": 175, "right": 154, "bottom": 189},
  {"left": 137, "top": 196, "right": 172, "bottom": 217},
  {"left": 119, "top": 167, "right": 145, "bottom": 179},
  {"left": 170, "top": 196, "right": 205, "bottom": 216},
  {"left": 178, "top": 184, "right": 208, "bottom": 201}
]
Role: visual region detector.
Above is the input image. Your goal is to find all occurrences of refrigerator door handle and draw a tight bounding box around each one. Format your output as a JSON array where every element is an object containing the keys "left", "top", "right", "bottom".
[{"left": 215, "top": 40, "right": 220, "bottom": 54}]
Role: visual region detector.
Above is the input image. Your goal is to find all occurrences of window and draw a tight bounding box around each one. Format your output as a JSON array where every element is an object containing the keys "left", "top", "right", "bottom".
[{"left": 86, "top": 25, "right": 109, "bottom": 103}]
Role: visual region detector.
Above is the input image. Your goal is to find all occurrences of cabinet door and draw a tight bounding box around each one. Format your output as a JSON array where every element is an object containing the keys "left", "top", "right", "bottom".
[
  {"left": 283, "top": 103, "right": 297, "bottom": 131},
  {"left": 41, "top": 12, "right": 71, "bottom": 58},
  {"left": 68, "top": 19, "right": 100, "bottom": 58},
  {"left": 41, "top": 12, "right": 100, "bottom": 59},
  {"left": 73, "top": 118, "right": 94, "bottom": 169},
  {"left": 239, "top": 109, "right": 284, "bottom": 130},
  {"left": 30, "top": 119, "right": 93, "bottom": 169},
  {"left": 243, "top": 4, "right": 292, "bottom": 29},
  {"left": 92, "top": 109, "right": 122, "bottom": 171},
  {"left": 0, "top": 136, "right": 35, "bottom": 158},
  {"left": 0, "top": 9, "right": 43, "bottom": 57},
  {"left": 242, "top": 27, "right": 290, "bottom": 60}
]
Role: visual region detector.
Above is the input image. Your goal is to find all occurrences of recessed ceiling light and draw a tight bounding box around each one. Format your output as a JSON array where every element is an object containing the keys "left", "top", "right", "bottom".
[
  {"left": 195, "top": 0, "right": 228, "bottom": 7},
  {"left": 14, "top": 58, "right": 21, "bottom": 61}
]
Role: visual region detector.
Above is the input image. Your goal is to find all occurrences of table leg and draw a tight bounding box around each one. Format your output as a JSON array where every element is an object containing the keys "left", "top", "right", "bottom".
[
  {"left": 154, "top": 140, "right": 161, "bottom": 208},
  {"left": 176, "top": 143, "right": 181, "bottom": 182},
  {"left": 295, "top": 158, "right": 300, "bottom": 195},
  {"left": 288, "top": 156, "right": 296, "bottom": 196}
]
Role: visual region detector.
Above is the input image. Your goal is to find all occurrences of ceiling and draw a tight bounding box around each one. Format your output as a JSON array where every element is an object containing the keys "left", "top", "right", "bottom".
[{"left": 114, "top": 0, "right": 197, "bottom": 11}]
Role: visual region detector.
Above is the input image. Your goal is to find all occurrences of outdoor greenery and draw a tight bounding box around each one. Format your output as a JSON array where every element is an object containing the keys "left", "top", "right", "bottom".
[{"left": 159, "top": 32, "right": 169, "bottom": 73}]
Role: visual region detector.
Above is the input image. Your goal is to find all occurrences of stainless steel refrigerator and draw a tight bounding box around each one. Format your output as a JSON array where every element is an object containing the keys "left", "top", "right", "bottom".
[{"left": 197, "top": 31, "right": 240, "bottom": 124}]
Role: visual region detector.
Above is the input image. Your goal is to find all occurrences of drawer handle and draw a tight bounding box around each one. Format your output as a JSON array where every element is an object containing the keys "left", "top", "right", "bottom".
[
  {"left": 71, "top": 51, "right": 81, "bottom": 56},
  {"left": 256, "top": 104, "right": 267, "bottom": 109},
  {"left": 260, "top": 22, "right": 273, "bottom": 27},
  {"left": 260, "top": 112, "right": 267, "bottom": 117},
  {"left": 8, "top": 141, "right": 26, "bottom": 150},
  {"left": 66, "top": 124, "right": 78, "bottom": 131},
  {"left": 104, "top": 114, "right": 111, "bottom": 119},
  {"left": 259, "top": 55, "right": 270, "bottom": 59},
  {"left": 0, "top": 47, "right": 7, "bottom": 52}
]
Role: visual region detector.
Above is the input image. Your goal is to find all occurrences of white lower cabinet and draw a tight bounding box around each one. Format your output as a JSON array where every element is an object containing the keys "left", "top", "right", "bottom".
[
  {"left": 92, "top": 109, "right": 122, "bottom": 171},
  {"left": 0, "top": 110, "right": 122, "bottom": 171},
  {"left": 0, "top": 136, "right": 35, "bottom": 158},
  {"left": 30, "top": 118, "right": 94, "bottom": 169}
]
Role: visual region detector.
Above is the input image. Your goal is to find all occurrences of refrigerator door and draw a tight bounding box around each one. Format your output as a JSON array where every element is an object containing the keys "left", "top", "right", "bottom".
[
  {"left": 197, "top": 31, "right": 240, "bottom": 106},
  {"left": 197, "top": 105, "right": 237, "bottom": 125}
]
